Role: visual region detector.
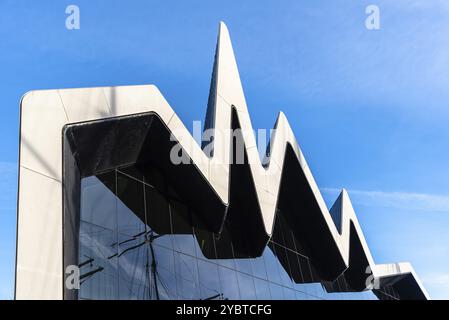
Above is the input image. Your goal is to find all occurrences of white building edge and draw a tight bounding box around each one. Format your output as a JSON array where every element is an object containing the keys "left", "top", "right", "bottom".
[{"left": 15, "top": 22, "right": 430, "bottom": 300}]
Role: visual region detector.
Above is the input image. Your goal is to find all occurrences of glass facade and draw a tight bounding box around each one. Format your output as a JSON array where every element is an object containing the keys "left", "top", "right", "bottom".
[{"left": 76, "top": 165, "right": 392, "bottom": 300}]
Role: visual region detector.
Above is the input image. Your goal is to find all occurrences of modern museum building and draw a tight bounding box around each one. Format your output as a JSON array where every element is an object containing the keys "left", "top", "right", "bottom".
[{"left": 15, "top": 23, "right": 429, "bottom": 300}]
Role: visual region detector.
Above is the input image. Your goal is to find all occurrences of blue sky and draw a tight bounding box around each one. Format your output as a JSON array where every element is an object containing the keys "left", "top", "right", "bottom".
[{"left": 1, "top": 0, "right": 448, "bottom": 299}]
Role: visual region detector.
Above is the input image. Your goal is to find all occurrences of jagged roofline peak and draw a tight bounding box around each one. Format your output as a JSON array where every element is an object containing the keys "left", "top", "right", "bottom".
[{"left": 195, "top": 22, "right": 429, "bottom": 298}]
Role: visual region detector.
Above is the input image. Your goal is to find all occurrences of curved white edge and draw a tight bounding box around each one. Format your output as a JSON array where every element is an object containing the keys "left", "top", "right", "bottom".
[{"left": 15, "top": 21, "right": 428, "bottom": 300}]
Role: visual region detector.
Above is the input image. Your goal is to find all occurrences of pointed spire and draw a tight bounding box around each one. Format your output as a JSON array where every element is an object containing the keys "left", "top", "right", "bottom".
[
  {"left": 204, "top": 21, "right": 248, "bottom": 134},
  {"left": 215, "top": 21, "right": 248, "bottom": 111},
  {"left": 202, "top": 24, "right": 220, "bottom": 146},
  {"left": 203, "top": 21, "right": 249, "bottom": 162}
]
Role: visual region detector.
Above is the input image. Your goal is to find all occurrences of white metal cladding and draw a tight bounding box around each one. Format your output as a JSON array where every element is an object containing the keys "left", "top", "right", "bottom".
[{"left": 15, "top": 22, "right": 429, "bottom": 300}]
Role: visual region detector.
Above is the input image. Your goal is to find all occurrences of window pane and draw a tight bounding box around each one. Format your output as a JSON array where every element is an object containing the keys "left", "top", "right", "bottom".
[
  {"left": 214, "top": 229, "right": 236, "bottom": 269},
  {"left": 81, "top": 174, "right": 117, "bottom": 230},
  {"left": 234, "top": 257, "right": 253, "bottom": 276},
  {"left": 286, "top": 250, "right": 303, "bottom": 283},
  {"left": 117, "top": 232, "right": 149, "bottom": 300},
  {"left": 177, "top": 276, "right": 200, "bottom": 300},
  {"left": 282, "top": 224, "right": 297, "bottom": 253},
  {"left": 272, "top": 244, "right": 293, "bottom": 288},
  {"left": 254, "top": 278, "right": 271, "bottom": 299},
  {"left": 192, "top": 215, "right": 216, "bottom": 260},
  {"left": 298, "top": 254, "right": 314, "bottom": 283},
  {"left": 174, "top": 252, "right": 200, "bottom": 300},
  {"left": 283, "top": 287, "right": 296, "bottom": 300},
  {"left": 116, "top": 171, "right": 145, "bottom": 236},
  {"left": 156, "top": 267, "right": 177, "bottom": 299},
  {"left": 146, "top": 185, "right": 172, "bottom": 249},
  {"left": 237, "top": 272, "right": 256, "bottom": 300},
  {"left": 171, "top": 200, "right": 195, "bottom": 256},
  {"left": 295, "top": 282, "right": 321, "bottom": 299},
  {"left": 197, "top": 260, "right": 221, "bottom": 300},
  {"left": 268, "top": 282, "right": 284, "bottom": 300},
  {"left": 146, "top": 186, "right": 171, "bottom": 234},
  {"left": 153, "top": 244, "right": 175, "bottom": 274},
  {"left": 233, "top": 239, "right": 253, "bottom": 275},
  {"left": 295, "top": 290, "right": 309, "bottom": 300},
  {"left": 79, "top": 221, "right": 118, "bottom": 300},
  {"left": 218, "top": 266, "right": 240, "bottom": 300},
  {"left": 251, "top": 255, "right": 268, "bottom": 280},
  {"left": 262, "top": 246, "right": 282, "bottom": 285}
]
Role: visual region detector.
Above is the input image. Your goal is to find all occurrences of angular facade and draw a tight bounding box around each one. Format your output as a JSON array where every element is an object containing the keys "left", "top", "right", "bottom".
[{"left": 15, "top": 22, "right": 429, "bottom": 300}]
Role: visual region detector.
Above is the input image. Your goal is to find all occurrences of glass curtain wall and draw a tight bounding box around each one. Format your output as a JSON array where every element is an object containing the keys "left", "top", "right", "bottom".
[{"left": 77, "top": 164, "right": 393, "bottom": 300}]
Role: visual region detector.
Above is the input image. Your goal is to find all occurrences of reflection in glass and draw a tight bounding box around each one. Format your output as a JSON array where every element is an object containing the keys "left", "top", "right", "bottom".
[
  {"left": 117, "top": 232, "right": 149, "bottom": 299},
  {"left": 218, "top": 266, "right": 240, "bottom": 300},
  {"left": 76, "top": 166, "right": 380, "bottom": 300},
  {"left": 235, "top": 257, "right": 253, "bottom": 276},
  {"left": 236, "top": 272, "right": 257, "bottom": 300},
  {"left": 269, "top": 282, "right": 284, "bottom": 300},
  {"left": 79, "top": 220, "right": 118, "bottom": 300},
  {"left": 253, "top": 278, "right": 271, "bottom": 299},
  {"left": 262, "top": 247, "right": 282, "bottom": 285},
  {"left": 197, "top": 259, "right": 222, "bottom": 300},
  {"left": 283, "top": 287, "right": 296, "bottom": 300},
  {"left": 251, "top": 255, "right": 268, "bottom": 280}
]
